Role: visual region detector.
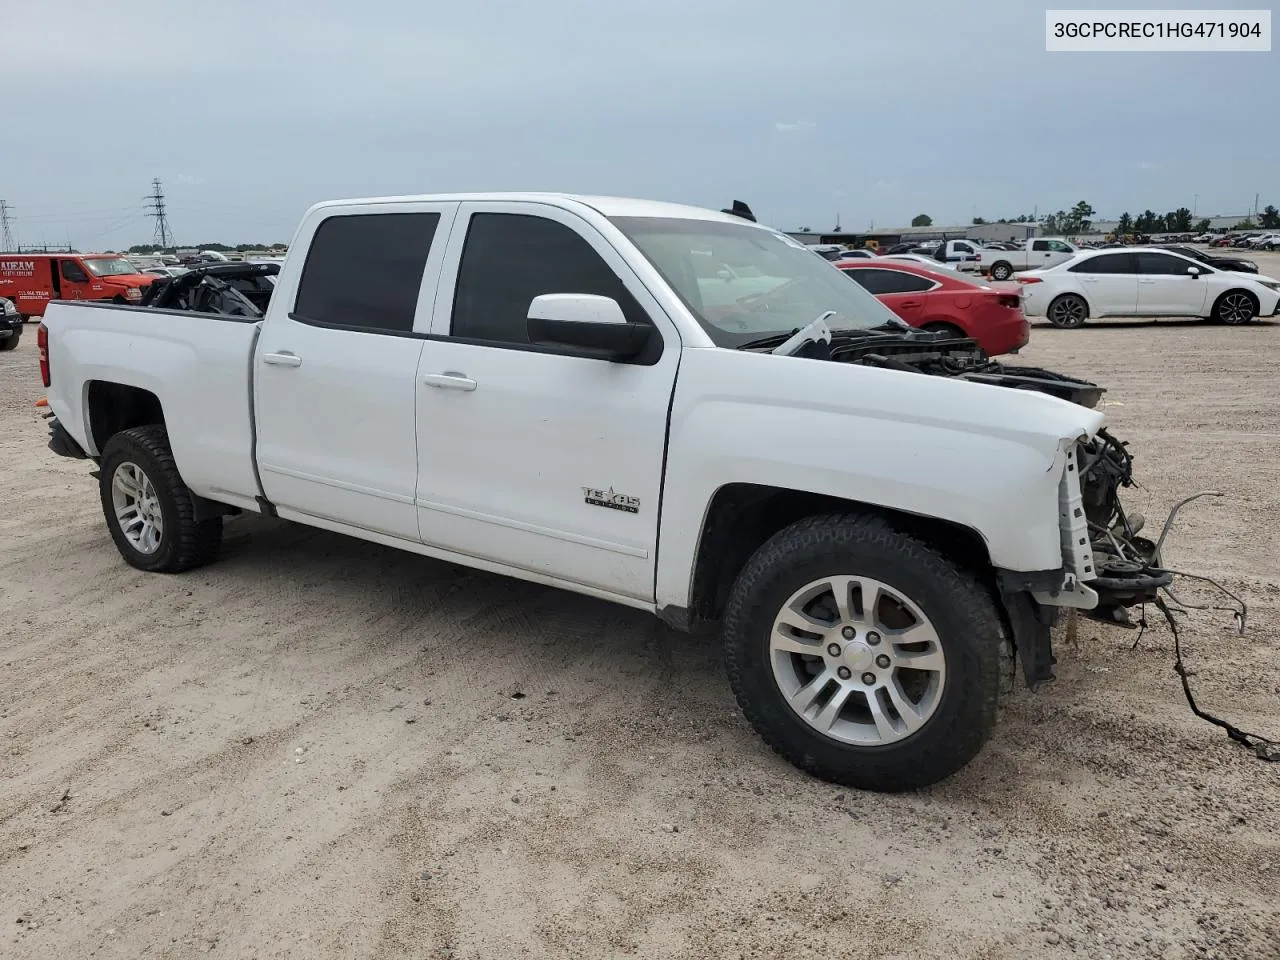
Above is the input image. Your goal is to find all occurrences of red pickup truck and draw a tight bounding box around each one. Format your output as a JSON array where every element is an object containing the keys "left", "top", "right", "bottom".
[{"left": 0, "top": 254, "right": 155, "bottom": 319}]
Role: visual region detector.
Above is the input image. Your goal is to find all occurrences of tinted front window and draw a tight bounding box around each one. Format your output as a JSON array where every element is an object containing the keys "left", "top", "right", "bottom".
[
  {"left": 843, "top": 268, "right": 933, "bottom": 295},
  {"left": 294, "top": 212, "right": 439, "bottom": 333},
  {"left": 1136, "top": 252, "right": 1204, "bottom": 275},
  {"left": 451, "top": 213, "right": 647, "bottom": 344},
  {"left": 1047, "top": 240, "right": 1074, "bottom": 253},
  {"left": 1068, "top": 253, "right": 1136, "bottom": 274}
]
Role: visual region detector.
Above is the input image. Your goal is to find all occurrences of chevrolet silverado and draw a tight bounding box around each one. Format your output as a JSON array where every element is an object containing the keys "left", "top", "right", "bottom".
[{"left": 40, "top": 193, "right": 1179, "bottom": 791}]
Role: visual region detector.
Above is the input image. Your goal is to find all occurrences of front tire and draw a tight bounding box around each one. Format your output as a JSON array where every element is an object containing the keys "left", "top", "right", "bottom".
[
  {"left": 1046, "top": 293, "right": 1089, "bottom": 329},
  {"left": 1213, "top": 290, "right": 1258, "bottom": 325},
  {"left": 989, "top": 262, "right": 1014, "bottom": 281},
  {"left": 99, "top": 425, "right": 222, "bottom": 573},
  {"left": 0, "top": 332, "right": 18, "bottom": 351},
  {"left": 722, "top": 514, "right": 1002, "bottom": 792}
]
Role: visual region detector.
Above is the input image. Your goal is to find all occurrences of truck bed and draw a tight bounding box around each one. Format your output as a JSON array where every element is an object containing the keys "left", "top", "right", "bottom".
[{"left": 42, "top": 300, "right": 266, "bottom": 512}]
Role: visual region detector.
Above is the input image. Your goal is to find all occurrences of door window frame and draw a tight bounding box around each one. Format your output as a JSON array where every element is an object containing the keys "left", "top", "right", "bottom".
[
  {"left": 425, "top": 200, "right": 677, "bottom": 361},
  {"left": 274, "top": 200, "right": 460, "bottom": 340}
]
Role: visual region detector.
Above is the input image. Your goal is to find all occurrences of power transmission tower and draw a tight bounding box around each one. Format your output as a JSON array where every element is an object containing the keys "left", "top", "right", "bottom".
[
  {"left": 145, "top": 178, "right": 174, "bottom": 249},
  {"left": 0, "top": 200, "right": 14, "bottom": 251}
]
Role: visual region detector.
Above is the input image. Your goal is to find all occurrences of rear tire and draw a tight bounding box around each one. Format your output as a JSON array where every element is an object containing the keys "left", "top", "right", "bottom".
[
  {"left": 922, "top": 322, "right": 966, "bottom": 339},
  {"left": 722, "top": 514, "right": 1002, "bottom": 792},
  {"left": 1213, "top": 290, "right": 1258, "bottom": 325},
  {"left": 1046, "top": 293, "right": 1088, "bottom": 329},
  {"left": 99, "top": 425, "right": 222, "bottom": 573},
  {"left": 989, "top": 262, "right": 1014, "bottom": 281}
]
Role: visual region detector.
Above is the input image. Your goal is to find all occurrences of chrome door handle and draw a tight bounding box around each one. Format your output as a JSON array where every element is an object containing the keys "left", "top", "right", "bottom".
[
  {"left": 262, "top": 351, "right": 302, "bottom": 367},
  {"left": 422, "top": 372, "right": 477, "bottom": 391},
  {"left": 1139, "top": 279, "right": 1156, "bottom": 284}
]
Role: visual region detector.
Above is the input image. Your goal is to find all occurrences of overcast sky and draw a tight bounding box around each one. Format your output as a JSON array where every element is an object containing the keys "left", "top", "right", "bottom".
[{"left": 4, "top": 0, "right": 1276, "bottom": 249}]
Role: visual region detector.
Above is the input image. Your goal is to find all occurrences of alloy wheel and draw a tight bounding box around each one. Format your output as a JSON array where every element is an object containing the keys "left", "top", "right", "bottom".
[{"left": 769, "top": 575, "right": 946, "bottom": 746}]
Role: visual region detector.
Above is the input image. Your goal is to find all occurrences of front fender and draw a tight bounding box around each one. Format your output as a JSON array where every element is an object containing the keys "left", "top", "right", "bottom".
[{"left": 655, "top": 348, "right": 1103, "bottom": 610}]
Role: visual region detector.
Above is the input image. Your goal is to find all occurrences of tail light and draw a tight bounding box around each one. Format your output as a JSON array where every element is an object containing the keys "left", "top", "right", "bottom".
[
  {"left": 1015, "top": 276, "right": 1042, "bottom": 284},
  {"left": 997, "top": 294, "right": 1022, "bottom": 309},
  {"left": 38, "top": 322, "right": 50, "bottom": 387}
]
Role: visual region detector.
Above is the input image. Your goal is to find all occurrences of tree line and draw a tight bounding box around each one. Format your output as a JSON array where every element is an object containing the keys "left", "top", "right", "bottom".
[
  {"left": 125, "top": 242, "right": 288, "bottom": 254},
  {"left": 961, "top": 202, "right": 1280, "bottom": 235}
]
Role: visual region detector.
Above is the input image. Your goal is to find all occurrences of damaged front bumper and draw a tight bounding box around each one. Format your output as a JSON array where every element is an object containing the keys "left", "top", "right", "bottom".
[{"left": 1007, "top": 430, "right": 1245, "bottom": 688}]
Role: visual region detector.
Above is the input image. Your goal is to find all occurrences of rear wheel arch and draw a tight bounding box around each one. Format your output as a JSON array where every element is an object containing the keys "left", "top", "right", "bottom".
[{"left": 86, "top": 381, "right": 166, "bottom": 455}]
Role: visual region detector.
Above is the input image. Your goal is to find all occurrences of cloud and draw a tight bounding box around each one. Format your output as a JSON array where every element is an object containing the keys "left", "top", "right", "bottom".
[
  {"left": 873, "top": 179, "right": 899, "bottom": 191},
  {"left": 1137, "top": 160, "right": 1157, "bottom": 170},
  {"left": 774, "top": 120, "right": 815, "bottom": 133},
  {"left": 176, "top": 174, "right": 205, "bottom": 185}
]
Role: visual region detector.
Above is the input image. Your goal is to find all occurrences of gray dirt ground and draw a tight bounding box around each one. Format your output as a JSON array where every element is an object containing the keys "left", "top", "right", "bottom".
[{"left": 2, "top": 257, "right": 1278, "bottom": 959}]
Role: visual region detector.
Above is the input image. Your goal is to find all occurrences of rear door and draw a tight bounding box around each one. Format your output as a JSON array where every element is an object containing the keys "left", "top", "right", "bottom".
[
  {"left": 1134, "top": 251, "right": 1209, "bottom": 316},
  {"left": 841, "top": 266, "right": 936, "bottom": 325},
  {"left": 413, "top": 201, "right": 680, "bottom": 601},
  {"left": 253, "top": 203, "right": 458, "bottom": 541},
  {"left": 1066, "top": 252, "right": 1138, "bottom": 315}
]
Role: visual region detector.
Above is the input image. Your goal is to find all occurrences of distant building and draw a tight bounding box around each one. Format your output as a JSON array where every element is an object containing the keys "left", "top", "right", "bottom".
[{"left": 785, "top": 220, "right": 1039, "bottom": 248}]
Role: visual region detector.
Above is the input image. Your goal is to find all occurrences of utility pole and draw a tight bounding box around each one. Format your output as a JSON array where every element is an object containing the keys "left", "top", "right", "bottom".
[
  {"left": 145, "top": 178, "right": 174, "bottom": 250},
  {"left": 0, "top": 200, "right": 14, "bottom": 251}
]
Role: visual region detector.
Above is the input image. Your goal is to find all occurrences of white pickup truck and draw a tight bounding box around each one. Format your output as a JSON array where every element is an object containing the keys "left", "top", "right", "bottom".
[
  {"left": 39, "top": 193, "right": 1178, "bottom": 792},
  {"left": 977, "top": 238, "right": 1079, "bottom": 280}
]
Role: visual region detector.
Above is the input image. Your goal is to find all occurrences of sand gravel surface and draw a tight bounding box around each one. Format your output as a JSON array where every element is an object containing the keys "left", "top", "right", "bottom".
[{"left": 2, "top": 266, "right": 1278, "bottom": 958}]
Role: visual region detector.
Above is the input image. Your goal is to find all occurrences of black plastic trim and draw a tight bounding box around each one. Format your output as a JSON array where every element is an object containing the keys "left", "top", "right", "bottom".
[{"left": 48, "top": 419, "right": 89, "bottom": 460}]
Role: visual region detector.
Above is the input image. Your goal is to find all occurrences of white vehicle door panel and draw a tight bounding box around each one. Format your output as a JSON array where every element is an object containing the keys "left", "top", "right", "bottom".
[
  {"left": 1135, "top": 252, "right": 1209, "bottom": 316},
  {"left": 414, "top": 200, "right": 680, "bottom": 601},
  {"left": 254, "top": 201, "right": 458, "bottom": 540},
  {"left": 1070, "top": 252, "right": 1137, "bottom": 316}
]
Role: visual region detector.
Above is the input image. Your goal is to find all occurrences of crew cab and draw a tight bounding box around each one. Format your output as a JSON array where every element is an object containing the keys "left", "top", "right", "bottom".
[
  {"left": 0, "top": 253, "right": 155, "bottom": 319},
  {"left": 977, "top": 238, "right": 1078, "bottom": 280},
  {"left": 40, "top": 193, "right": 1183, "bottom": 792}
]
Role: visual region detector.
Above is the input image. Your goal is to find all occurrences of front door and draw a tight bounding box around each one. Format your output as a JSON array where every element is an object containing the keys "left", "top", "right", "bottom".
[
  {"left": 1134, "top": 251, "right": 1209, "bottom": 316},
  {"left": 253, "top": 203, "right": 457, "bottom": 541},
  {"left": 57, "top": 258, "right": 94, "bottom": 300},
  {"left": 414, "top": 202, "right": 680, "bottom": 602}
]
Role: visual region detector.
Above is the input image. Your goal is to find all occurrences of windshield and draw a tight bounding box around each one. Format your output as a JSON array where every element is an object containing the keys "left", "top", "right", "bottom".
[
  {"left": 82, "top": 257, "right": 141, "bottom": 277},
  {"left": 610, "top": 216, "right": 904, "bottom": 345}
]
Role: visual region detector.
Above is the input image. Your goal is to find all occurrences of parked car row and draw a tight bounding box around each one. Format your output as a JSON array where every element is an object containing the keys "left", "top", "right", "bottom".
[{"left": 1017, "top": 247, "right": 1280, "bottom": 328}]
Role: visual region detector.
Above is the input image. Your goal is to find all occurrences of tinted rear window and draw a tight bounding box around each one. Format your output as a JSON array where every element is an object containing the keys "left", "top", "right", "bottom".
[{"left": 294, "top": 212, "right": 440, "bottom": 333}]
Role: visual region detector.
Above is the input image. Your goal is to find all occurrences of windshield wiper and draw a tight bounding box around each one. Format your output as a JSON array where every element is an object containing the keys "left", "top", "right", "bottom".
[{"left": 771, "top": 312, "right": 835, "bottom": 356}]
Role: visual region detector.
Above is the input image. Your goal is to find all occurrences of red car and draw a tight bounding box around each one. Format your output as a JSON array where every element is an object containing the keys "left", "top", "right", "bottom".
[{"left": 835, "top": 259, "right": 1030, "bottom": 356}]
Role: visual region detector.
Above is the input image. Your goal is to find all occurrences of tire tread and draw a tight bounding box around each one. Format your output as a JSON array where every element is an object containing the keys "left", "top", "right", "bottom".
[
  {"left": 723, "top": 513, "right": 1002, "bottom": 791},
  {"left": 100, "top": 424, "right": 222, "bottom": 573}
]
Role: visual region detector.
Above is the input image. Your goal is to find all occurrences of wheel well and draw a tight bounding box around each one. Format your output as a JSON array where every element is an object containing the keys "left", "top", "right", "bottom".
[
  {"left": 1049, "top": 292, "right": 1090, "bottom": 314},
  {"left": 1213, "top": 288, "right": 1259, "bottom": 311},
  {"left": 687, "top": 483, "right": 994, "bottom": 625},
  {"left": 87, "top": 381, "right": 165, "bottom": 453}
]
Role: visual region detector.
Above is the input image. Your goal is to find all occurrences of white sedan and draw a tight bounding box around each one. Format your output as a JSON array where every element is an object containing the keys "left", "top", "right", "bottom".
[{"left": 1017, "top": 247, "right": 1280, "bottom": 328}]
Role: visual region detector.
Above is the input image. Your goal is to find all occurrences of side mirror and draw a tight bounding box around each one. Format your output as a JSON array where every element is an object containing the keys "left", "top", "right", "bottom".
[
  {"left": 716, "top": 268, "right": 734, "bottom": 281},
  {"left": 1186, "top": 266, "right": 1200, "bottom": 277},
  {"left": 526, "top": 293, "right": 652, "bottom": 362}
]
